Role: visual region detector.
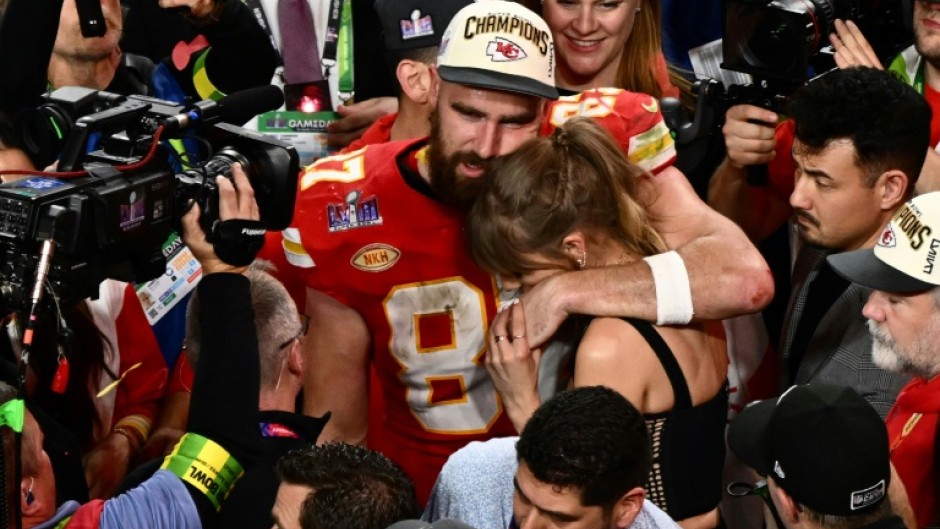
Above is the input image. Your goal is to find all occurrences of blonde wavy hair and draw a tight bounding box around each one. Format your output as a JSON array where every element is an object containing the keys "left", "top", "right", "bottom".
[{"left": 468, "top": 117, "right": 665, "bottom": 276}]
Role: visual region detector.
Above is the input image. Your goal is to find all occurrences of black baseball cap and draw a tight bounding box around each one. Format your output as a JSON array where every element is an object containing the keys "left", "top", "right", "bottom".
[
  {"left": 728, "top": 384, "right": 891, "bottom": 516},
  {"left": 374, "top": 0, "right": 474, "bottom": 51}
]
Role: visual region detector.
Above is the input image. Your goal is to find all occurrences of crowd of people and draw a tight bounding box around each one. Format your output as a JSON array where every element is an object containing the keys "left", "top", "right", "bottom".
[{"left": 0, "top": 1, "right": 937, "bottom": 529}]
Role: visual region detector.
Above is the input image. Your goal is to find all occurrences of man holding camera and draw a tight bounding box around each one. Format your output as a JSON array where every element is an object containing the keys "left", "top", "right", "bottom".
[
  {"left": 0, "top": 165, "right": 267, "bottom": 529},
  {"left": 709, "top": 2, "right": 940, "bottom": 241}
]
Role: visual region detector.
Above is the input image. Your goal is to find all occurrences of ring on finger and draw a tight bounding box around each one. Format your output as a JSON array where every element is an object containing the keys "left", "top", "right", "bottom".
[{"left": 495, "top": 335, "right": 507, "bottom": 342}]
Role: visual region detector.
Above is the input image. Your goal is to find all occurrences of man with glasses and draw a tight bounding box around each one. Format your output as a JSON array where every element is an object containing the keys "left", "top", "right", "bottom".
[{"left": 728, "top": 384, "right": 913, "bottom": 529}]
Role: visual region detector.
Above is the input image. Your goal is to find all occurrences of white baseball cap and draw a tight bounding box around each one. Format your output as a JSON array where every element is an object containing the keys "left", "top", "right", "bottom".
[
  {"left": 828, "top": 191, "right": 940, "bottom": 292},
  {"left": 436, "top": 0, "right": 558, "bottom": 100}
]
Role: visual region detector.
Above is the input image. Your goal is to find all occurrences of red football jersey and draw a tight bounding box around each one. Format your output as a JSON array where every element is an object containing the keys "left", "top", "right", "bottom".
[
  {"left": 542, "top": 87, "right": 677, "bottom": 175},
  {"left": 277, "top": 139, "right": 516, "bottom": 504}
]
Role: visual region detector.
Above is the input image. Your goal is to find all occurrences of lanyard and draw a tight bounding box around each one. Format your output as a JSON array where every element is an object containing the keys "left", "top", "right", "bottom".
[
  {"left": 336, "top": 0, "right": 354, "bottom": 102},
  {"left": 914, "top": 58, "right": 926, "bottom": 96},
  {"left": 245, "top": 0, "right": 283, "bottom": 68},
  {"left": 244, "top": 0, "right": 353, "bottom": 101},
  {"left": 320, "top": 0, "right": 343, "bottom": 76}
]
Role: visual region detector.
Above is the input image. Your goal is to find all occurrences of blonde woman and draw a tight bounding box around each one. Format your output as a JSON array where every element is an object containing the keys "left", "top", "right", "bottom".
[{"left": 468, "top": 117, "right": 726, "bottom": 529}]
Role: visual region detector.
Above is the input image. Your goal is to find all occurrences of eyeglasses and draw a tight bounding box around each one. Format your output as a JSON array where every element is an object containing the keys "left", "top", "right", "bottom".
[
  {"left": 727, "top": 480, "right": 787, "bottom": 528},
  {"left": 278, "top": 314, "right": 310, "bottom": 350}
]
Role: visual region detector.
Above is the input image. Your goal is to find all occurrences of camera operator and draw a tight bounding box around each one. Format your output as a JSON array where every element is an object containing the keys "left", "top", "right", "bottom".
[
  {"left": 708, "top": 4, "right": 940, "bottom": 242},
  {"left": 0, "top": 0, "right": 277, "bottom": 165},
  {"left": 0, "top": 164, "right": 266, "bottom": 529},
  {"left": 0, "top": 0, "right": 277, "bottom": 500}
]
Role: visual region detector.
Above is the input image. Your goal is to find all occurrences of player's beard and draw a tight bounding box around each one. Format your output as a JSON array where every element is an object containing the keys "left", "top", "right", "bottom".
[{"left": 426, "top": 110, "right": 488, "bottom": 213}]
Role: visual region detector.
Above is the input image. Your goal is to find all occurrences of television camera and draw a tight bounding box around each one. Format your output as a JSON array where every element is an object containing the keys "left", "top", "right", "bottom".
[{"left": 0, "top": 85, "right": 298, "bottom": 312}]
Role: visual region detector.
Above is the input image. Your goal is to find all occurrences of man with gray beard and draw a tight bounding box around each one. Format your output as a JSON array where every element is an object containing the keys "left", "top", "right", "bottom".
[{"left": 828, "top": 191, "right": 940, "bottom": 529}]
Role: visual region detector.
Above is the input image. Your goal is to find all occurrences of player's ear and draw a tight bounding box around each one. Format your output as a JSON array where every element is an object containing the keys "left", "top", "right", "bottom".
[{"left": 427, "top": 66, "right": 441, "bottom": 108}]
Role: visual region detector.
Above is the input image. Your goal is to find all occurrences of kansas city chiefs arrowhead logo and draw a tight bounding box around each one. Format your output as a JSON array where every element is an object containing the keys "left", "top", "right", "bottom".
[
  {"left": 878, "top": 224, "right": 897, "bottom": 248},
  {"left": 486, "top": 37, "right": 527, "bottom": 62}
]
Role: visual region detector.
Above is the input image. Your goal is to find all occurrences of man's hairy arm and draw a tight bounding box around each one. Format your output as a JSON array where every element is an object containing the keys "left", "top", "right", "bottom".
[
  {"left": 521, "top": 166, "right": 774, "bottom": 346},
  {"left": 302, "top": 288, "right": 370, "bottom": 445},
  {"left": 707, "top": 104, "right": 792, "bottom": 242},
  {"left": 708, "top": 157, "right": 792, "bottom": 242}
]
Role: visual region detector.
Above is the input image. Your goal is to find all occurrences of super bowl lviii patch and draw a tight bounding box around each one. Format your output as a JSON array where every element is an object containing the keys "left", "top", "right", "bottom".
[
  {"left": 327, "top": 189, "right": 383, "bottom": 232},
  {"left": 401, "top": 10, "right": 434, "bottom": 40}
]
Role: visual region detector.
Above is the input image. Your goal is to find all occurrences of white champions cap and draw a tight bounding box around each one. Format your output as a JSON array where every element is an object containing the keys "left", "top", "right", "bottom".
[
  {"left": 436, "top": 0, "right": 558, "bottom": 100},
  {"left": 828, "top": 191, "right": 940, "bottom": 292}
]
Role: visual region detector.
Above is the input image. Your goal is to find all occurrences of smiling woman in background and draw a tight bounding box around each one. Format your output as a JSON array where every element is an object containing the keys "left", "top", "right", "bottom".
[{"left": 525, "top": 0, "right": 680, "bottom": 99}]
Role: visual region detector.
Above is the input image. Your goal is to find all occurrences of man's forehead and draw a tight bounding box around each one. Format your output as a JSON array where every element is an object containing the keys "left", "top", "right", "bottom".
[
  {"left": 880, "top": 288, "right": 936, "bottom": 302},
  {"left": 439, "top": 78, "right": 543, "bottom": 106},
  {"left": 515, "top": 462, "right": 584, "bottom": 508}
]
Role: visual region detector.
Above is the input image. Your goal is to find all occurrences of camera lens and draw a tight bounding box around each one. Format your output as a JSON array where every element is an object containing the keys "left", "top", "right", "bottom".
[{"left": 15, "top": 105, "right": 73, "bottom": 168}]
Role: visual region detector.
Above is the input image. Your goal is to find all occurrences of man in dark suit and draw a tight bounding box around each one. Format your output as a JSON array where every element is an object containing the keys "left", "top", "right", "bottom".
[{"left": 778, "top": 67, "right": 927, "bottom": 417}]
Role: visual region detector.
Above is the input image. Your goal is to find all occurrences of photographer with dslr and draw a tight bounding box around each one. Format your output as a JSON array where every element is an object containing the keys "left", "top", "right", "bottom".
[{"left": 0, "top": 164, "right": 267, "bottom": 529}]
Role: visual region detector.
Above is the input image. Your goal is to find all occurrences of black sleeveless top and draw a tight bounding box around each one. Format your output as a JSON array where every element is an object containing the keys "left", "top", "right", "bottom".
[{"left": 622, "top": 318, "right": 728, "bottom": 520}]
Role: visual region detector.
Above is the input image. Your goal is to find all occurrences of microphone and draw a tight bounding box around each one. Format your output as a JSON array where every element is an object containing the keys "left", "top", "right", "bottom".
[
  {"left": 215, "top": 85, "right": 285, "bottom": 125},
  {"left": 75, "top": 0, "right": 107, "bottom": 38},
  {"left": 164, "top": 85, "right": 284, "bottom": 130}
]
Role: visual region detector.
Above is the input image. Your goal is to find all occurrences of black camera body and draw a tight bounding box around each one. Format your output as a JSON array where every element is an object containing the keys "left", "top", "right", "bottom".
[
  {"left": 723, "top": 0, "right": 913, "bottom": 87},
  {"left": 1, "top": 86, "right": 297, "bottom": 310},
  {"left": 667, "top": 0, "right": 915, "bottom": 184}
]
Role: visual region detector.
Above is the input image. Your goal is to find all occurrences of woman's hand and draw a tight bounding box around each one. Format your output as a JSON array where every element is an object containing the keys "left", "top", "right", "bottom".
[{"left": 485, "top": 301, "right": 542, "bottom": 432}]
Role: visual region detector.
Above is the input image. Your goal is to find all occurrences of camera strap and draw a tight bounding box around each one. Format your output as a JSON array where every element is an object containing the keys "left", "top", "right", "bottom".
[
  {"left": 210, "top": 219, "right": 267, "bottom": 267},
  {"left": 246, "top": 0, "right": 353, "bottom": 102}
]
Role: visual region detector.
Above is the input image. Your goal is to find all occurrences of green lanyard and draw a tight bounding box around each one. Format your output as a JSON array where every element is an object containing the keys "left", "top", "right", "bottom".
[
  {"left": 914, "top": 58, "right": 926, "bottom": 95},
  {"left": 245, "top": 0, "right": 354, "bottom": 104},
  {"left": 336, "top": 0, "right": 354, "bottom": 103}
]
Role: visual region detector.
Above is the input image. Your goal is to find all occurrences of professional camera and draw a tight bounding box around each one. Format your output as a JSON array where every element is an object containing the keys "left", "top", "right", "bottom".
[
  {"left": 665, "top": 0, "right": 915, "bottom": 185},
  {"left": 0, "top": 86, "right": 298, "bottom": 311},
  {"left": 723, "top": 0, "right": 913, "bottom": 87}
]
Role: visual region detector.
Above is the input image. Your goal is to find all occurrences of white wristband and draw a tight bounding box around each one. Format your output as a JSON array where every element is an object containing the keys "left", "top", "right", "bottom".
[{"left": 642, "top": 251, "right": 693, "bottom": 325}]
